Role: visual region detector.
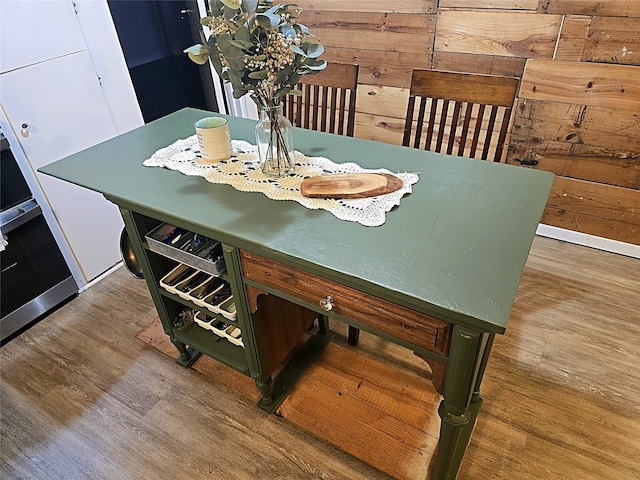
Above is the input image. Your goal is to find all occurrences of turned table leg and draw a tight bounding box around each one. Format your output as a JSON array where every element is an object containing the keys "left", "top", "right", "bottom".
[{"left": 434, "top": 325, "right": 492, "bottom": 479}]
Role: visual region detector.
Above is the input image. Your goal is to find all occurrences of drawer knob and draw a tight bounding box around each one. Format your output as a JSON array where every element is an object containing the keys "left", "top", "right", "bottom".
[{"left": 319, "top": 295, "right": 334, "bottom": 311}]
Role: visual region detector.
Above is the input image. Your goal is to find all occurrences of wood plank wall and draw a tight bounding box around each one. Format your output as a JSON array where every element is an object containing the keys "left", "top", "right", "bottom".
[{"left": 294, "top": 0, "right": 640, "bottom": 245}]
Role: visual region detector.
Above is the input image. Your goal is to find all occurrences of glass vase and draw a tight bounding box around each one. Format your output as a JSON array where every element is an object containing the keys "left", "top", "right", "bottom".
[{"left": 255, "top": 104, "right": 294, "bottom": 176}]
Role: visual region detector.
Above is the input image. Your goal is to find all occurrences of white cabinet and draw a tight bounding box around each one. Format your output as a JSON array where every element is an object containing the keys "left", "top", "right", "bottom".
[
  {"left": 0, "top": 0, "right": 86, "bottom": 73},
  {"left": 0, "top": 0, "right": 143, "bottom": 285},
  {"left": 1, "top": 51, "right": 125, "bottom": 282}
]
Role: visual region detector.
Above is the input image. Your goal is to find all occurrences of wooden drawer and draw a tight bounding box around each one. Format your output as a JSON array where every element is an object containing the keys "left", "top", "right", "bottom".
[{"left": 240, "top": 251, "right": 451, "bottom": 356}]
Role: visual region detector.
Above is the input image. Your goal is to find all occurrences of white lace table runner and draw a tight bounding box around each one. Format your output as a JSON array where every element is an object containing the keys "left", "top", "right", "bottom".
[{"left": 143, "top": 136, "right": 419, "bottom": 227}]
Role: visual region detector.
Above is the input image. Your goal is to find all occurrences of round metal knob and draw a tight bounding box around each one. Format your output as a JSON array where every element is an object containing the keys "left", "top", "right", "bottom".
[
  {"left": 319, "top": 295, "right": 334, "bottom": 311},
  {"left": 21, "top": 123, "right": 30, "bottom": 137}
]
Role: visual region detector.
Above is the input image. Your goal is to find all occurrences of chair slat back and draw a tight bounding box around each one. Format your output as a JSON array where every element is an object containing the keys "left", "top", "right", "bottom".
[
  {"left": 403, "top": 69, "right": 520, "bottom": 162},
  {"left": 283, "top": 62, "right": 359, "bottom": 137}
]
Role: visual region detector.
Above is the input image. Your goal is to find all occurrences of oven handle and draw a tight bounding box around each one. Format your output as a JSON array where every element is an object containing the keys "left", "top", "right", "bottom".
[{"left": 0, "top": 199, "right": 41, "bottom": 234}]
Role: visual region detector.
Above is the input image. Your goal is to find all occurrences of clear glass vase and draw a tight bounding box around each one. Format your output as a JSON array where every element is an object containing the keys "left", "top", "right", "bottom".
[{"left": 255, "top": 104, "right": 294, "bottom": 176}]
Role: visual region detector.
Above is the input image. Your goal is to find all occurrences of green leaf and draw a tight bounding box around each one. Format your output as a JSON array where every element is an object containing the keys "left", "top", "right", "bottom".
[
  {"left": 304, "top": 43, "right": 324, "bottom": 59},
  {"left": 229, "top": 39, "right": 252, "bottom": 49},
  {"left": 209, "top": 1, "right": 223, "bottom": 17},
  {"left": 289, "top": 88, "right": 303, "bottom": 96},
  {"left": 220, "top": 0, "right": 241, "bottom": 10},
  {"left": 290, "top": 45, "right": 305, "bottom": 56},
  {"left": 209, "top": 52, "right": 225, "bottom": 77},
  {"left": 280, "top": 24, "right": 296, "bottom": 39},
  {"left": 264, "top": 4, "right": 282, "bottom": 16},
  {"left": 306, "top": 59, "right": 327, "bottom": 71},
  {"left": 232, "top": 87, "right": 248, "bottom": 99},
  {"left": 235, "top": 24, "right": 251, "bottom": 43},
  {"left": 288, "top": 73, "right": 303, "bottom": 87},
  {"left": 200, "top": 16, "right": 214, "bottom": 26},
  {"left": 228, "top": 55, "right": 246, "bottom": 71},
  {"left": 218, "top": 34, "right": 246, "bottom": 70},
  {"left": 228, "top": 70, "right": 247, "bottom": 97},
  {"left": 242, "top": 0, "right": 258, "bottom": 14},
  {"left": 294, "top": 23, "right": 309, "bottom": 36},
  {"left": 274, "top": 64, "right": 294, "bottom": 84},
  {"left": 256, "top": 12, "right": 280, "bottom": 29},
  {"left": 274, "top": 87, "right": 292, "bottom": 98},
  {"left": 183, "top": 44, "right": 210, "bottom": 65},
  {"left": 248, "top": 70, "right": 268, "bottom": 79}
]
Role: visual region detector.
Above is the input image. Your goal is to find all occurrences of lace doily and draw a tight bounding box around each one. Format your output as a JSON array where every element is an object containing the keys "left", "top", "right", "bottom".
[{"left": 143, "top": 136, "right": 419, "bottom": 227}]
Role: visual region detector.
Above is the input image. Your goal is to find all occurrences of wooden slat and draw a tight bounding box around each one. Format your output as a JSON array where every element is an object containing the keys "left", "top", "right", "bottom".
[
  {"left": 298, "top": 62, "right": 358, "bottom": 90},
  {"left": 439, "top": 0, "right": 538, "bottom": 8},
  {"left": 507, "top": 136, "right": 640, "bottom": 189},
  {"left": 356, "top": 84, "right": 409, "bottom": 119},
  {"left": 435, "top": 10, "right": 561, "bottom": 58},
  {"left": 520, "top": 59, "right": 640, "bottom": 112},
  {"left": 293, "top": 0, "right": 436, "bottom": 14},
  {"left": 433, "top": 52, "right": 527, "bottom": 78},
  {"left": 300, "top": 11, "right": 434, "bottom": 55},
  {"left": 583, "top": 17, "right": 640, "bottom": 65},
  {"left": 554, "top": 15, "right": 591, "bottom": 61},
  {"left": 354, "top": 112, "right": 405, "bottom": 145},
  {"left": 542, "top": 176, "right": 640, "bottom": 245},
  {"left": 410, "top": 70, "right": 519, "bottom": 106},
  {"left": 512, "top": 98, "right": 640, "bottom": 153},
  {"left": 519, "top": 59, "right": 640, "bottom": 112},
  {"left": 563, "top": 144, "right": 640, "bottom": 189},
  {"left": 539, "top": 0, "right": 640, "bottom": 17},
  {"left": 323, "top": 48, "right": 431, "bottom": 88}
]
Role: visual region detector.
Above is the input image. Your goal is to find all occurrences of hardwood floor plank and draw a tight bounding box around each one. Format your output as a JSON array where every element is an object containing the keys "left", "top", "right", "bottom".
[{"left": 2, "top": 237, "right": 640, "bottom": 480}]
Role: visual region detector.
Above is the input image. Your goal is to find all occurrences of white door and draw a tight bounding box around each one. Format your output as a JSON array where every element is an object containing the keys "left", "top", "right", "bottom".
[{"left": 1, "top": 51, "right": 124, "bottom": 283}]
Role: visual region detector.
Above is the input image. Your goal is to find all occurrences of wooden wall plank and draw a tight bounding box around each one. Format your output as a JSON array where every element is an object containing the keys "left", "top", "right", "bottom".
[
  {"left": 439, "top": 0, "right": 538, "bottom": 9},
  {"left": 583, "top": 17, "right": 640, "bottom": 65},
  {"left": 508, "top": 136, "right": 640, "bottom": 189},
  {"left": 541, "top": 176, "right": 640, "bottom": 245},
  {"left": 539, "top": 0, "right": 640, "bottom": 17},
  {"left": 354, "top": 113, "right": 405, "bottom": 145},
  {"left": 520, "top": 59, "right": 640, "bottom": 112},
  {"left": 548, "top": 175, "right": 640, "bottom": 225},
  {"left": 300, "top": 11, "right": 435, "bottom": 55},
  {"left": 507, "top": 136, "right": 569, "bottom": 175},
  {"left": 293, "top": 0, "right": 436, "bottom": 14},
  {"left": 512, "top": 99, "right": 640, "bottom": 152},
  {"left": 435, "top": 10, "right": 561, "bottom": 58},
  {"left": 356, "top": 85, "right": 409, "bottom": 119},
  {"left": 322, "top": 48, "right": 430, "bottom": 88},
  {"left": 554, "top": 16, "right": 591, "bottom": 61},
  {"left": 433, "top": 52, "right": 526, "bottom": 77}
]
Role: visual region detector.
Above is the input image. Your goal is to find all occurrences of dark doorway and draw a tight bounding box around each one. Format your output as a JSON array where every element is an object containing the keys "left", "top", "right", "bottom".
[{"left": 108, "top": 0, "right": 218, "bottom": 123}]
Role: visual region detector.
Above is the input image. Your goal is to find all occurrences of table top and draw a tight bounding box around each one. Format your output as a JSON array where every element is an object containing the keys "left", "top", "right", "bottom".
[{"left": 40, "top": 107, "right": 553, "bottom": 333}]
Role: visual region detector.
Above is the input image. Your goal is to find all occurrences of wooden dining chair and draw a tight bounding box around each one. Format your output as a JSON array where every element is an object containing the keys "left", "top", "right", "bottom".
[
  {"left": 402, "top": 69, "right": 520, "bottom": 162},
  {"left": 283, "top": 62, "right": 359, "bottom": 137}
]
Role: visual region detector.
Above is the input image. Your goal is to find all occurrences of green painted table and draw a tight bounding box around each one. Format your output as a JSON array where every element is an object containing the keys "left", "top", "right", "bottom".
[{"left": 41, "top": 107, "right": 553, "bottom": 479}]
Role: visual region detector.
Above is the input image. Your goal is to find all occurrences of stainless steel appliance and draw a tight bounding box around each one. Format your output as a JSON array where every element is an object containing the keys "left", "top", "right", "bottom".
[{"left": 1, "top": 132, "right": 78, "bottom": 343}]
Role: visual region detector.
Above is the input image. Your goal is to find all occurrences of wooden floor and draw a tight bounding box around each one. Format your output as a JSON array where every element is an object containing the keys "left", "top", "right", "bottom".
[{"left": 2, "top": 236, "right": 639, "bottom": 479}]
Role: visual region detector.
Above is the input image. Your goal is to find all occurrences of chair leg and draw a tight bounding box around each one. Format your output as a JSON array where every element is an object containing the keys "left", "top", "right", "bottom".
[{"left": 348, "top": 325, "right": 360, "bottom": 346}]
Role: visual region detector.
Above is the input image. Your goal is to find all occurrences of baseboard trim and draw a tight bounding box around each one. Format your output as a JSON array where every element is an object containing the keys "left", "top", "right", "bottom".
[
  {"left": 79, "top": 262, "right": 124, "bottom": 293},
  {"left": 536, "top": 224, "right": 640, "bottom": 259}
]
